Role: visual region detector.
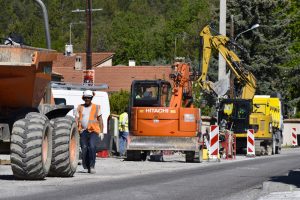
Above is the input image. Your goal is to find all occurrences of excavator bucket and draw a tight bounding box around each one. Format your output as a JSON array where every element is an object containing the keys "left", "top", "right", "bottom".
[
  {"left": 211, "top": 71, "right": 230, "bottom": 96},
  {"left": 128, "top": 136, "right": 199, "bottom": 151}
]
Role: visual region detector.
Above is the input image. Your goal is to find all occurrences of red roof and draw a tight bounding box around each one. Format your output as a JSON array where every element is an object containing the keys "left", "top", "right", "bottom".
[
  {"left": 53, "top": 52, "right": 114, "bottom": 69},
  {"left": 54, "top": 66, "right": 172, "bottom": 92}
]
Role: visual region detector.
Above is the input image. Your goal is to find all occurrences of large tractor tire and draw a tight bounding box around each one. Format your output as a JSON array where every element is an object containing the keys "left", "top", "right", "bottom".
[
  {"left": 48, "top": 116, "right": 79, "bottom": 177},
  {"left": 275, "top": 130, "right": 282, "bottom": 154},
  {"left": 185, "top": 150, "right": 202, "bottom": 163},
  {"left": 272, "top": 136, "right": 276, "bottom": 155},
  {"left": 126, "top": 150, "right": 142, "bottom": 161},
  {"left": 266, "top": 144, "right": 273, "bottom": 156},
  {"left": 10, "top": 112, "right": 52, "bottom": 180}
]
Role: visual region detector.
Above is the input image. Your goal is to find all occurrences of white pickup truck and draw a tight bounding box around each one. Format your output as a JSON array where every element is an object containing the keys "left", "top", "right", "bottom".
[{"left": 51, "top": 82, "right": 110, "bottom": 134}]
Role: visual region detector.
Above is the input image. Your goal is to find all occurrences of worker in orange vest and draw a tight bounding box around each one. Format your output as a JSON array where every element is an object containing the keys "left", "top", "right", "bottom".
[{"left": 76, "top": 90, "right": 103, "bottom": 174}]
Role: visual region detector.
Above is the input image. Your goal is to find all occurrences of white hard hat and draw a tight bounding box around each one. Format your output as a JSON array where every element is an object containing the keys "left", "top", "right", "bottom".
[{"left": 83, "top": 90, "right": 94, "bottom": 97}]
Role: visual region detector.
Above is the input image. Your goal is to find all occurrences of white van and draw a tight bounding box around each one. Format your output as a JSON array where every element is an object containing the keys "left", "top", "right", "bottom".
[{"left": 51, "top": 88, "right": 110, "bottom": 134}]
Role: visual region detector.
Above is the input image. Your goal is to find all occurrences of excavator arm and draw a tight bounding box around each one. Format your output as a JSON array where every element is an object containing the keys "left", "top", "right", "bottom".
[
  {"left": 196, "top": 25, "right": 256, "bottom": 99},
  {"left": 169, "top": 61, "right": 193, "bottom": 108}
]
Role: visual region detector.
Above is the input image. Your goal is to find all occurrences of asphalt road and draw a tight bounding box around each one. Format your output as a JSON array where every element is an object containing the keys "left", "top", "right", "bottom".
[{"left": 1, "top": 149, "right": 300, "bottom": 200}]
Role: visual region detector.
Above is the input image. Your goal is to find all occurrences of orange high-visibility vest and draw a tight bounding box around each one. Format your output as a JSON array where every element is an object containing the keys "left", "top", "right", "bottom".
[{"left": 77, "top": 103, "right": 101, "bottom": 134}]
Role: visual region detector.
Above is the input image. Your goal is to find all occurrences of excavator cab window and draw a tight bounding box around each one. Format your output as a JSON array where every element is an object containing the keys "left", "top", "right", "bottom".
[
  {"left": 237, "top": 104, "right": 247, "bottom": 119},
  {"left": 160, "top": 83, "right": 172, "bottom": 107},
  {"left": 131, "top": 81, "right": 171, "bottom": 107}
]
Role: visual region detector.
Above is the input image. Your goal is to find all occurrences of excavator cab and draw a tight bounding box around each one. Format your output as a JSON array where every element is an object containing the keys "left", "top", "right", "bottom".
[
  {"left": 130, "top": 80, "right": 172, "bottom": 108},
  {"left": 218, "top": 99, "right": 252, "bottom": 134}
]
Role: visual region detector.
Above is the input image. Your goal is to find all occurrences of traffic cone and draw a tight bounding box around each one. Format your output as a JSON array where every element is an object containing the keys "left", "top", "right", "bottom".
[{"left": 97, "top": 150, "right": 109, "bottom": 158}]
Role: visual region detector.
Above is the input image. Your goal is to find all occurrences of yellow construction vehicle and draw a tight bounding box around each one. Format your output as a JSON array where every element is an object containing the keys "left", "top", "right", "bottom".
[
  {"left": 218, "top": 95, "right": 283, "bottom": 155},
  {"left": 250, "top": 95, "right": 283, "bottom": 155},
  {"left": 196, "top": 25, "right": 283, "bottom": 155}
]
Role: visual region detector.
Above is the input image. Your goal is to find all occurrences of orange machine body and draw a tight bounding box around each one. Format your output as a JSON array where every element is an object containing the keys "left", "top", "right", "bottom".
[
  {"left": 130, "top": 62, "right": 200, "bottom": 138},
  {"left": 131, "top": 107, "right": 200, "bottom": 137},
  {"left": 0, "top": 45, "right": 57, "bottom": 109}
]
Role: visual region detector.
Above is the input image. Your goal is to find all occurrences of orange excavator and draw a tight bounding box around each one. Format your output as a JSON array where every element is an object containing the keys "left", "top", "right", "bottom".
[{"left": 127, "top": 59, "right": 201, "bottom": 162}]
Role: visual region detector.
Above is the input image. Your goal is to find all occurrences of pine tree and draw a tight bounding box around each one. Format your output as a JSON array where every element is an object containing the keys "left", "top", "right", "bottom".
[
  {"left": 226, "top": 0, "right": 291, "bottom": 98},
  {"left": 285, "top": 0, "right": 300, "bottom": 116}
]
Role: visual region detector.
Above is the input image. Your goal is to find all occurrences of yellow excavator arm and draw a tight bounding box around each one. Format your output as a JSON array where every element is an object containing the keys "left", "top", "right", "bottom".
[{"left": 196, "top": 25, "right": 256, "bottom": 99}]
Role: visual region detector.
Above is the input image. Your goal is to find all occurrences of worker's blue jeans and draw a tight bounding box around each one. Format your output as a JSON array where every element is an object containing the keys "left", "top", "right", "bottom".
[
  {"left": 80, "top": 130, "right": 99, "bottom": 169},
  {"left": 119, "top": 131, "right": 129, "bottom": 156}
]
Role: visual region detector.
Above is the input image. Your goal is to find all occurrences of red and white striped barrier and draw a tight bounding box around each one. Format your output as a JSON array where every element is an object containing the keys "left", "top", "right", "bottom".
[
  {"left": 247, "top": 129, "right": 255, "bottom": 156},
  {"left": 292, "top": 128, "right": 298, "bottom": 146},
  {"left": 209, "top": 125, "right": 219, "bottom": 159}
]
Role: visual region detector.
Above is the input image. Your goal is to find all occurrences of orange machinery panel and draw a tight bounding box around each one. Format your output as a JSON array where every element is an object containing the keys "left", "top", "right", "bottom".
[
  {"left": 179, "top": 107, "right": 200, "bottom": 132},
  {"left": 131, "top": 107, "right": 200, "bottom": 137}
]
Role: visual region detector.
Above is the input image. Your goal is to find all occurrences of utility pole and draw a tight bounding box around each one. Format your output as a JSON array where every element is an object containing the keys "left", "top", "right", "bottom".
[
  {"left": 72, "top": 3, "right": 102, "bottom": 70},
  {"left": 86, "top": 0, "right": 92, "bottom": 69},
  {"left": 69, "top": 23, "right": 72, "bottom": 45},
  {"left": 229, "top": 15, "right": 234, "bottom": 98},
  {"left": 218, "top": 0, "right": 227, "bottom": 81},
  {"left": 230, "top": 15, "right": 234, "bottom": 39},
  {"left": 69, "top": 21, "right": 85, "bottom": 45}
]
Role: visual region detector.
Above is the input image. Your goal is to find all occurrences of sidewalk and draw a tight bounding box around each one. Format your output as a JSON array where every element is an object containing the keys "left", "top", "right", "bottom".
[{"left": 259, "top": 169, "right": 300, "bottom": 200}]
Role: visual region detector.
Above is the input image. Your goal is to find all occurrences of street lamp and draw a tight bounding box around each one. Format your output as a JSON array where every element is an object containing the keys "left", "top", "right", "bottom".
[
  {"left": 69, "top": 21, "right": 85, "bottom": 45},
  {"left": 71, "top": 8, "right": 103, "bottom": 13},
  {"left": 234, "top": 24, "right": 260, "bottom": 41},
  {"left": 174, "top": 32, "right": 187, "bottom": 58}
]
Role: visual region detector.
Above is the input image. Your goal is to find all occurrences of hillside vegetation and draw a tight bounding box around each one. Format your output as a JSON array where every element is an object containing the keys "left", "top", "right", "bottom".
[{"left": 0, "top": 0, "right": 298, "bottom": 116}]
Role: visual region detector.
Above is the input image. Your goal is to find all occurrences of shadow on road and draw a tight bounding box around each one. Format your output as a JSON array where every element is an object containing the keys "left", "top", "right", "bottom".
[
  {"left": 0, "top": 175, "right": 17, "bottom": 180},
  {"left": 0, "top": 175, "right": 47, "bottom": 181},
  {"left": 269, "top": 169, "right": 300, "bottom": 188}
]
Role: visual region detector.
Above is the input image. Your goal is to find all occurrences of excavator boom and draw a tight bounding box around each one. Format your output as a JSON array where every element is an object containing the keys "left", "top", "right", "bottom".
[{"left": 196, "top": 25, "right": 256, "bottom": 99}]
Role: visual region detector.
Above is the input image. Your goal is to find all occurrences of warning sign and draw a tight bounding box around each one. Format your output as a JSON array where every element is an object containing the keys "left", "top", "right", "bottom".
[{"left": 82, "top": 70, "right": 95, "bottom": 86}]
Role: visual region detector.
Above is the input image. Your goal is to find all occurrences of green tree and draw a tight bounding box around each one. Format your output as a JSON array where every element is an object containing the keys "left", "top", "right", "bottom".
[
  {"left": 109, "top": 90, "right": 130, "bottom": 115},
  {"left": 285, "top": 0, "right": 300, "bottom": 116},
  {"left": 226, "top": 0, "right": 291, "bottom": 97},
  {"left": 1, "top": 0, "right": 215, "bottom": 65},
  {"left": 93, "top": 0, "right": 213, "bottom": 65},
  {"left": 0, "top": 0, "right": 44, "bottom": 47},
  {"left": 286, "top": 0, "right": 300, "bottom": 68}
]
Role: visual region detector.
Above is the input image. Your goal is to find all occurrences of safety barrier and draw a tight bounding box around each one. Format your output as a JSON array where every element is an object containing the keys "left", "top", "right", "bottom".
[
  {"left": 209, "top": 125, "right": 219, "bottom": 160},
  {"left": 247, "top": 129, "right": 255, "bottom": 157},
  {"left": 292, "top": 127, "right": 298, "bottom": 147},
  {"left": 201, "top": 133, "right": 209, "bottom": 160},
  {"left": 220, "top": 131, "right": 236, "bottom": 159}
]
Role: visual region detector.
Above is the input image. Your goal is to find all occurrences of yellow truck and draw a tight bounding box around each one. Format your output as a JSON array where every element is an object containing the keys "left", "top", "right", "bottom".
[
  {"left": 250, "top": 95, "right": 283, "bottom": 155},
  {"left": 218, "top": 95, "right": 283, "bottom": 155}
]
